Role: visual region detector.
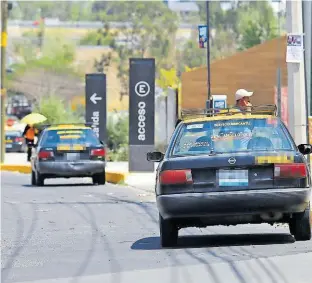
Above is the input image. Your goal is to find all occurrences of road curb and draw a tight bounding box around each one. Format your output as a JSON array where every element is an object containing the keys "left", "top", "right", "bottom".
[
  {"left": 0, "top": 164, "right": 31, "bottom": 174},
  {"left": 0, "top": 164, "right": 128, "bottom": 184}
]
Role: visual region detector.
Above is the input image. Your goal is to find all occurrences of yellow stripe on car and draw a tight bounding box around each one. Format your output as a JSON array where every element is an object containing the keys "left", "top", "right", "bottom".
[
  {"left": 60, "top": 135, "right": 81, "bottom": 139},
  {"left": 57, "top": 130, "right": 83, "bottom": 134},
  {"left": 57, "top": 145, "right": 71, "bottom": 151},
  {"left": 72, "top": 145, "right": 85, "bottom": 151},
  {"left": 48, "top": 125, "right": 89, "bottom": 131},
  {"left": 255, "top": 155, "right": 294, "bottom": 164}
]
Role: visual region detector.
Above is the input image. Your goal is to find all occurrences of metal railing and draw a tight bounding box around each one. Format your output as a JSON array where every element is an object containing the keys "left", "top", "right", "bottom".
[{"left": 180, "top": 104, "right": 278, "bottom": 120}]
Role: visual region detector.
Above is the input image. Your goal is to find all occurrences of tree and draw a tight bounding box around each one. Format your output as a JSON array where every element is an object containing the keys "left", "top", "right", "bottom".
[
  {"left": 196, "top": 1, "right": 280, "bottom": 54},
  {"left": 9, "top": 1, "right": 93, "bottom": 21},
  {"left": 95, "top": 1, "right": 179, "bottom": 100},
  {"left": 8, "top": 34, "right": 83, "bottom": 104},
  {"left": 237, "top": 1, "right": 278, "bottom": 50}
]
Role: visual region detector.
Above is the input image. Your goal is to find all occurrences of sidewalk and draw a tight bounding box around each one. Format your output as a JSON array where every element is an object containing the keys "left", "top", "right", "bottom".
[{"left": 2, "top": 153, "right": 157, "bottom": 191}]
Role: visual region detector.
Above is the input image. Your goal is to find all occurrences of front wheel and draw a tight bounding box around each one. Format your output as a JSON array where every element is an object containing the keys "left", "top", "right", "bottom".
[
  {"left": 289, "top": 203, "right": 311, "bottom": 241},
  {"left": 159, "top": 213, "right": 178, "bottom": 248}
]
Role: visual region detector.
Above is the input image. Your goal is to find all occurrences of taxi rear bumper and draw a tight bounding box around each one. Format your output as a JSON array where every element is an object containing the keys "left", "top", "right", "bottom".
[{"left": 36, "top": 160, "right": 105, "bottom": 177}]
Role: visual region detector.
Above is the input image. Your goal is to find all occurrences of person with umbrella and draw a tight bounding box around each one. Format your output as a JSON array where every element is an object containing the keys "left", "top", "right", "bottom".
[
  {"left": 21, "top": 113, "right": 47, "bottom": 161},
  {"left": 22, "top": 124, "right": 39, "bottom": 161}
]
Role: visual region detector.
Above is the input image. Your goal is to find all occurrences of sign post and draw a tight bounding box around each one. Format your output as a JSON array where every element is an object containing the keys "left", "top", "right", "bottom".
[
  {"left": 129, "top": 58, "right": 155, "bottom": 172},
  {"left": 85, "top": 73, "right": 107, "bottom": 144}
]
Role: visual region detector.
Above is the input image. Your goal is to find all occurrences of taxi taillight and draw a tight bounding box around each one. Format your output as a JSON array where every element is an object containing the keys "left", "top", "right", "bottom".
[
  {"left": 274, "top": 163, "right": 307, "bottom": 178},
  {"left": 160, "top": 169, "right": 193, "bottom": 185},
  {"left": 38, "top": 150, "right": 54, "bottom": 160},
  {"left": 91, "top": 148, "right": 105, "bottom": 157}
]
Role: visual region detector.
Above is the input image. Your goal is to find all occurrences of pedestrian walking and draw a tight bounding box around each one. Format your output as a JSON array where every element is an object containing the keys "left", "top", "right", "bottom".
[{"left": 22, "top": 124, "right": 38, "bottom": 162}]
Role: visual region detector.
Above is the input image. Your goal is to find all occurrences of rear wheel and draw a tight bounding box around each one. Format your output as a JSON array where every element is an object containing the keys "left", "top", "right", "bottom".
[
  {"left": 31, "top": 170, "right": 36, "bottom": 186},
  {"left": 289, "top": 203, "right": 311, "bottom": 241},
  {"left": 36, "top": 171, "right": 45, "bottom": 186},
  {"left": 159, "top": 214, "right": 178, "bottom": 248},
  {"left": 92, "top": 171, "right": 106, "bottom": 185}
]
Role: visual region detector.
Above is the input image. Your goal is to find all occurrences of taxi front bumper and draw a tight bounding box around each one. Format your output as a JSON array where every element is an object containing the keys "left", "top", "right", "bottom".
[{"left": 37, "top": 160, "right": 105, "bottom": 177}]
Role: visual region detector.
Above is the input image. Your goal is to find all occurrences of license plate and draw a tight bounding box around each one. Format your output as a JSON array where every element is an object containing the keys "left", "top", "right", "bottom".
[
  {"left": 6, "top": 144, "right": 12, "bottom": 148},
  {"left": 6, "top": 140, "right": 12, "bottom": 143},
  {"left": 66, "top": 153, "right": 80, "bottom": 161},
  {"left": 218, "top": 169, "right": 248, "bottom": 186}
]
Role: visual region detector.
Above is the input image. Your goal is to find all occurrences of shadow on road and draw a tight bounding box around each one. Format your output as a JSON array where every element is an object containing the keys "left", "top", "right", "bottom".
[
  {"left": 23, "top": 183, "right": 93, "bottom": 188},
  {"left": 131, "top": 233, "right": 295, "bottom": 250}
]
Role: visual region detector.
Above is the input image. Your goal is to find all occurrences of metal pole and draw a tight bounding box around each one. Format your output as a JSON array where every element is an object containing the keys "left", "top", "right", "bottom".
[
  {"left": 286, "top": 0, "right": 307, "bottom": 145},
  {"left": 303, "top": 0, "right": 311, "bottom": 116},
  {"left": 276, "top": 0, "right": 282, "bottom": 118},
  {"left": 1, "top": 0, "right": 8, "bottom": 163},
  {"left": 206, "top": 0, "right": 211, "bottom": 103}
]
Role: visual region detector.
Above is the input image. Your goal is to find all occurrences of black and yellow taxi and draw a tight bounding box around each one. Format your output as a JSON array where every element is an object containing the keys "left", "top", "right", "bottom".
[
  {"left": 147, "top": 105, "right": 312, "bottom": 247},
  {"left": 31, "top": 124, "right": 106, "bottom": 186}
]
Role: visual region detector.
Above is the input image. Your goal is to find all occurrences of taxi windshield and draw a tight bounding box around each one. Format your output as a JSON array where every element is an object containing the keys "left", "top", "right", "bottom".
[
  {"left": 40, "top": 128, "right": 100, "bottom": 147},
  {"left": 172, "top": 118, "right": 294, "bottom": 156}
]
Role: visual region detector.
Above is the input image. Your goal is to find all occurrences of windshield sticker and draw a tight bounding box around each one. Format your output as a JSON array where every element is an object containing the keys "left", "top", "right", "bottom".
[
  {"left": 182, "top": 141, "right": 210, "bottom": 149},
  {"left": 187, "top": 124, "right": 204, "bottom": 129},
  {"left": 212, "top": 131, "right": 252, "bottom": 141},
  {"left": 214, "top": 121, "right": 251, "bottom": 127}
]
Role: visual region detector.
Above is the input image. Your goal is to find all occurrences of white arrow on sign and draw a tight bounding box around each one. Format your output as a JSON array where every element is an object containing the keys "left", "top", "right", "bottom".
[{"left": 90, "top": 93, "right": 102, "bottom": 104}]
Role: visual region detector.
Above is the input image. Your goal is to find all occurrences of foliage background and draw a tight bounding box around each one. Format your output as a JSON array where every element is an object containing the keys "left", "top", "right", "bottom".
[{"left": 7, "top": 1, "right": 285, "bottom": 161}]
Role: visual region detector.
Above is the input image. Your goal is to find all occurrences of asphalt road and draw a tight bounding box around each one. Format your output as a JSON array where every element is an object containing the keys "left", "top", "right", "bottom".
[{"left": 1, "top": 172, "right": 312, "bottom": 283}]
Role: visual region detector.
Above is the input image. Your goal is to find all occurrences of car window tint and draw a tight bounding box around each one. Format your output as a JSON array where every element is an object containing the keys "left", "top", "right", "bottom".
[
  {"left": 172, "top": 118, "right": 293, "bottom": 156},
  {"left": 40, "top": 129, "right": 100, "bottom": 147}
]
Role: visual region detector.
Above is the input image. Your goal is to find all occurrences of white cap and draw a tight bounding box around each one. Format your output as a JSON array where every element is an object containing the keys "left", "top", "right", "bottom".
[{"left": 235, "top": 89, "right": 253, "bottom": 101}]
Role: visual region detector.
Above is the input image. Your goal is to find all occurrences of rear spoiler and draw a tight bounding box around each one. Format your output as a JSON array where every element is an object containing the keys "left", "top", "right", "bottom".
[{"left": 180, "top": 104, "right": 277, "bottom": 120}]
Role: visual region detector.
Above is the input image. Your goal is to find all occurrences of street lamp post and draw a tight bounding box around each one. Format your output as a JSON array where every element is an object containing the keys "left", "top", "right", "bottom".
[
  {"left": 206, "top": 0, "right": 211, "bottom": 104},
  {"left": 1, "top": 0, "right": 9, "bottom": 163}
]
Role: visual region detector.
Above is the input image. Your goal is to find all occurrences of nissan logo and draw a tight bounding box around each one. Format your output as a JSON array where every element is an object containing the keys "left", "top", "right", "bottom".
[{"left": 228, "top": 157, "right": 236, "bottom": 165}]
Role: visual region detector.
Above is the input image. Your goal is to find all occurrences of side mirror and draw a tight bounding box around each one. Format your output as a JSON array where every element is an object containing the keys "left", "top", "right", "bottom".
[
  {"left": 298, "top": 144, "right": 312, "bottom": 155},
  {"left": 100, "top": 140, "right": 104, "bottom": 145},
  {"left": 147, "top": 151, "right": 164, "bottom": 162}
]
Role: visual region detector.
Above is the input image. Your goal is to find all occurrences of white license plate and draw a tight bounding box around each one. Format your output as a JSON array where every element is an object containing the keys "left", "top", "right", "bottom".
[
  {"left": 66, "top": 153, "right": 80, "bottom": 161},
  {"left": 218, "top": 169, "right": 248, "bottom": 186},
  {"left": 6, "top": 144, "right": 12, "bottom": 148}
]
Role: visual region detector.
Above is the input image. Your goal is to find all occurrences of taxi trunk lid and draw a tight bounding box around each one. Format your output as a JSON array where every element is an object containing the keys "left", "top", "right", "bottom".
[
  {"left": 160, "top": 151, "right": 306, "bottom": 193},
  {"left": 54, "top": 145, "right": 90, "bottom": 161}
]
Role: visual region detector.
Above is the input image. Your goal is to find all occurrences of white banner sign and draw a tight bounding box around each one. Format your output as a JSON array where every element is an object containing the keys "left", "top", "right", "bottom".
[{"left": 286, "top": 34, "right": 304, "bottom": 63}]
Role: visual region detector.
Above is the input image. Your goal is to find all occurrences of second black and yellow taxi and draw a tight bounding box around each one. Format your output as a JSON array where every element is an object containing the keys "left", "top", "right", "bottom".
[{"left": 31, "top": 124, "right": 106, "bottom": 186}]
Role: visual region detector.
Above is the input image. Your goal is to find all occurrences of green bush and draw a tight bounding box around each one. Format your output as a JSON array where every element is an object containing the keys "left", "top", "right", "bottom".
[
  {"left": 79, "top": 31, "right": 114, "bottom": 46},
  {"left": 34, "top": 95, "right": 83, "bottom": 125},
  {"left": 106, "top": 114, "right": 129, "bottom": 161}
]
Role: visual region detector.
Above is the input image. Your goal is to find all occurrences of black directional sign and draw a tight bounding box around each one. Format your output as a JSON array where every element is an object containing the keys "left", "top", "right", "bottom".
[
  {"left": 129, "top": 58, "right": 155, "bottom": 172},
  {"left": 129, "top": 58, "right": 155, "bottom": 145},
  {"left": 85, "top": 73, "right": 107, "bottom": 144}
]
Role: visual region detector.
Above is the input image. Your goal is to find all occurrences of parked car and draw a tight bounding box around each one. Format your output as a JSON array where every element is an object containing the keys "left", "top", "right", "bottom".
[{"left": 5, "top": 130, "right": 27, "bottom": 152}]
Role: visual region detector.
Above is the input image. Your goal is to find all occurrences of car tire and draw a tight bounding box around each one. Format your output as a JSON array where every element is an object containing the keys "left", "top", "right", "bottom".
[
  {"left": 36, "top": 171, "right": 45, "bottom": 186},
  {"left": 290, "top": 203, "right": 311, "bottom": 241},
  {"left": 31, "top": 170, "right": 36, "bottom": 186},
  {"left": 159, "top": 213, "right": 178, "bottom": 248},
  {"left": 92, "top": 171, "right": 106, "bottom": 185}
]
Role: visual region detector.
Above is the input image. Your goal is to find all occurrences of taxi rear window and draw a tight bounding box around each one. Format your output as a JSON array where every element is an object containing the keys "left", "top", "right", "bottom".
[
  {"left": 172, "top": 118, "right": 294, "bottom": 156},
  {"left": 40, "top": 129, "right": 100, "bottom": 147}
]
